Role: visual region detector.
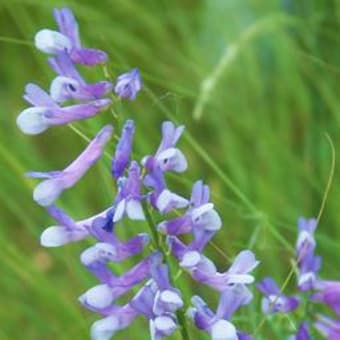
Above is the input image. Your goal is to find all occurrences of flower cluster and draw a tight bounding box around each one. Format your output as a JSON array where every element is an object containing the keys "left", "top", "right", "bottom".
[
  {"left": 16, "top": 7, "right": 141, "bottom": 135},
  {"left": 257, "top": 217, "right": 340, "bottom": 339},
  {"left": 18, "top": 7, "right": 260, "bottom": 340}
]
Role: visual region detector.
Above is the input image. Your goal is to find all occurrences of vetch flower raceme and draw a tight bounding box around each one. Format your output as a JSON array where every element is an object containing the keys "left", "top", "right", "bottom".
[{"left": 18, "top": 6, "right": 264, "bottom": 340}]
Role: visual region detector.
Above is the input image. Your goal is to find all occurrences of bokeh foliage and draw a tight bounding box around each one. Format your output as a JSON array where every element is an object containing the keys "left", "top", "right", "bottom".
[{"left": 0, "top": 0, "right": 339, "bottom": 339}]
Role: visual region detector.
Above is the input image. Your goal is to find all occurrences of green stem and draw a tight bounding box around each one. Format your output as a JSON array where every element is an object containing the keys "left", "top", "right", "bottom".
[{"left": 141, "top": 201, "right": 191, "bottom": 340}]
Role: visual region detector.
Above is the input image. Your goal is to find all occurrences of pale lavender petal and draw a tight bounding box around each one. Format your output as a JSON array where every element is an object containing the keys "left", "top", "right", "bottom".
[
  {"left": 156, "top": 189, "right": 188, "bottom": 214},
  {"left": 53, "top": 7, "right": 80, "bottom": 47},
  {"left": 216, "top": 284, "right": 253, "bottom": 319},
  {"left": 48, "top": 53, "right": 83, "bottom": 81},
  {"left": 23, "top": 83, "right": 56, "bottom": 107},
  {"left": 257, "top": 277, "right": 280, "bottom": 296},
  {"left": 190, "top": 180, "right": 210, "bottom": 207}
]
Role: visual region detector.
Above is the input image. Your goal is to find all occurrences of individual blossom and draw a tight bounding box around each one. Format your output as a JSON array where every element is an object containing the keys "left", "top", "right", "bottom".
[
  {"left": 314, "top": 314, "right": 340, "bottom": 340},
  {"left": 48, "top": 52, "right": 112, "bottom": 103},
  {"left": 35, "top": 7, "right": 107, "bottom": 65},
  {"left": 26, "top": 125, "right": 112, "bottom": 206},
  {"left": 143, "top": 166, "right": 188, "bottom": 214},
  {"left": 17, "top": 83, "right": 111, "bottom": 135},
  {"left": 169, "top": 237, "right": 259, "bottom": 292},
  {"left": 111, "top": 119, "right": 135, "bottom": 178},
  {"left": 130, "top": 262, "right": 183, "bottom": 340},
  {"left": 79, "top": 252, "right": 162, "bottom": 312},
  {"left": 143, "top": 121, "right": 187, "bottom": 173},
  {"left": 158, "top": 180, "right": 222, "bottom": 235},
  {"left": 297, "top": 249, "right": 322, "bottom": 292},
  {"left": 190, "top": 250, "right": 259, "bottom": 291},
  {"left": 188, "top": 284, "right": 253, "bottom": 340},
  {"left": 296, "top": 217, "right": 317, "bottom": 260},
  {"left": 90, "top": 303, "right": 138, "bottom": 340},
  {"left": 112, "top": 161, "right": 145, "bottom": 223},
  {"left": 114, "top": 68, "right": 142, "bottom": 100},
  {"left": 257, "top": 277, "right": 299, "bottom": 314},
  {"left": 312, "top": 280, "right": 340, "bottom": 315}
]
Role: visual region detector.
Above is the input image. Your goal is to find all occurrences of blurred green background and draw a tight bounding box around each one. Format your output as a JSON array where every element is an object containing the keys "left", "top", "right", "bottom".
[{"left": 0, "top": 0, "right": 339, "bottom": 339}]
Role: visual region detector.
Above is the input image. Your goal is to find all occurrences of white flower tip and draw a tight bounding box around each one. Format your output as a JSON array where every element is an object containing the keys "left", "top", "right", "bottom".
[
  {"left": 156, "top": 189, "right": 188, "bottom": 213},
  {"left": 160, "top": 290, "right": 183, "bottom": 308},
  {"left": 211, "top": 320, "right": 238, "bottom": 340},
  {"left": 81, "top": 284, "right": 113, "bottom": 310},
  {"left": 35, "top": 29, "right": 71, "bottom": 54},
  {"left": 40, "top": 226, "right": 68, "bottom": 247},
  {"left": 90, "top": 315, "right": 119, "bottom": 340},
  {"left": 126, "top": 199, "right": 145, "bottom": 220},
  {"left": 180, "top": 251, "right": 201, "bottom": 268},
  {"left": 154, "top": 316, "right": 177, "bottom": 335},
  {"left": 33, "top": 179, "right": 63, "bottom": 206},
  {"left": 17, "top": 107, "right": 49, "bottom": 135},
  {"left": 81, "top": 243, "right": 117, "bottom": 265},
  {"left": 50, "top": 76, "right": 78, "bottom": 102}
]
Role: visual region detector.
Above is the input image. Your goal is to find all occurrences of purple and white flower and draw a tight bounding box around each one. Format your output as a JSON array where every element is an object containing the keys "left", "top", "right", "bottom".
[
  {"left": 26, "top": 125, "right": 112, "bottom": 206},
  {"left": 35, "top": 7, "right": 107, "bottom": 65},
  {"left": 257, "top": 277, "right": 299, "bottom": 314},
  {"left": 17, "top": 83, "right": 111, "bottom": 134},
  {"left": 143, "top": 121, "right": 187, "bottom": 173},
  {"left": 114, "top": 68, "right": 142, "bottom": 100},
  {"left": 188, "top": 284, "right": 253, "bottom": 340},
  {"left": 48, "top": 52, "right": 112, "bottom": 102}
]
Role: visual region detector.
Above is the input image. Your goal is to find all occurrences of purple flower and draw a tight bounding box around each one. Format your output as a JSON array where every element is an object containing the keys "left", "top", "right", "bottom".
[
  {"left": 143, "top": 121, "right": 187, "bottom": 173},
  {"left": 294, "top": 322, "right": 311, "bottom": 340},
  {"left": 188, "top": 284, "right": 253, "bottom": 340},
  {"left": 297, "top": 250, "right": 322, "bottom": 292},
  {"left": 114, "top": 68, "right": 142, "bottom": 100},
  {"left": 130, "top": 262, "right": 183, "bottom": 340},
  {"left": 158, "top": 180, "right": 222, "bottom": 235},
  {"left": 111, "top": 120, "right": 135, "bottom": 178},
  {"left": 296, "top": 217, "right": 317, "bottom": 260},
  {"left": 35, "top": 7, "right": 107, "bottom": 65},
  {"left": 26, "top": 125, "right": 112, "bottom": 206},
  {"left": 90, "top": 304, "right": 138, "bottom": 340},
  {"left": 48, "top": 53, "right": 112, "bottom": 102},
  {"left": 112, "top": 161, "right": 145, "bottom": 223},
  {"left": 312, "top": 280, "right": 340, "bottom": 315},
  {"left": 314, "top": 314, "right": 340, "bottom": 340},
  {"left": 257, "top": 277, "right": 299, "bottom": 314},
  {"left": 191, "top": 250, "right": 259, "bottom": 292},
  {"left": 169, "top": 240, "right": 259, "bottom": 292},
  {"left": 144, "top": 166, "right": 188, "bottom": 214},
  {"left": 79, "top": 252, "right": 162, "bottom": 312},
  {"left": 17, "top": 84, "right": 111, "bottom": 134}
]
